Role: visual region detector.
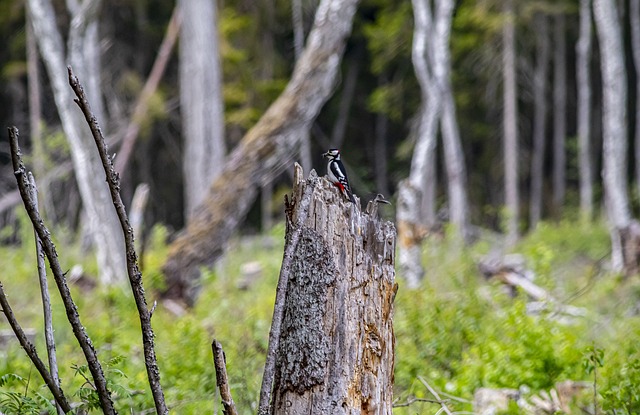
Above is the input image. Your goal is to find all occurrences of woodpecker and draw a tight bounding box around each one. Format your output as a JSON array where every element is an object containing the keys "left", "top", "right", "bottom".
[{"left": 322, "top": 148, "right": 356, "bottom": 203}]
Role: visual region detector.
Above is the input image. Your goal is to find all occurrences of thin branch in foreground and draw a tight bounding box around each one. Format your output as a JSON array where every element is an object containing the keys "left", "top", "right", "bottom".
[
  {"left": 0, "top": 282, "right": 72, "bottom": 413},
  {"left": 29, "top": 172, "right": 63, "bottom": 415},
  {"left": 392, "top": 396, "right": 442, "bottom": 407},
  {"left": 8, "top": 126, "right": 115, "bottom": 415},
  {"left": 212, "top": 340, "right": 239, "bottom": 415},
  {"left": 68, "top": 66, "right": 168, "bottom": 415},
  {"left": 418, "top": 376, "right": 454, "bottom": 415},
  {"left": 257, "top": 165, "right": 317, "bottom": 415}
]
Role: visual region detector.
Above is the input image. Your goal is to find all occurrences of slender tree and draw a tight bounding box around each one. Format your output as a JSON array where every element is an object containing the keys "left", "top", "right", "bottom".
[
  {"left": 631, "top": 0, "right": 640, "bottom": 200},
  {"left": 576, "top": 0, "right": 593, "bottom": 222},
  {"left": 552, "top": 13, "right": 567, "bottom": 215},
  {"left": 503, "top": 0, "right": 519, "bottom": 244},
  {"left": 179, "top": 0, "right": 226, "bottom": 220},
  {"left": 529, "top": 13, "right": 550, "bottom": 229},
  {"left": 593, "top": 0, "right": 631, "bottom": 272}
]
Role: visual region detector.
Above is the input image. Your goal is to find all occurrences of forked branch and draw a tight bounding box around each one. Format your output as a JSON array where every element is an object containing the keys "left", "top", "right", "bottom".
[{"left": 68, "top": 66, "right": 168, "bottom": 415}]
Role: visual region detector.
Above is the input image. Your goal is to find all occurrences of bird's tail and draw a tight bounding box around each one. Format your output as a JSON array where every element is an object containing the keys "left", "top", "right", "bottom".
[{"left": 345, "top": 188, "right": 356, "bottom": 204}]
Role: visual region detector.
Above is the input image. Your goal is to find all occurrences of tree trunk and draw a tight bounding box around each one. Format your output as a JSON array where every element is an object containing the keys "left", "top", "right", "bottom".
[
  {"left": 529, "top": 13, "right": 549, "bottom": 229},
  {"left": 552, "top": 13, "right": 567, "bottom": 216},
  {"left": 576, "top": 0, "right": 593, "bottom": 222},
  {"left": 434, "top": 0, "right": 469, "bottom": 241},
  {"left": 502, "top": 0, "right": 519, "bottom": 244},
  {"left": 397, "top": 0, "right": 439, "bottom": 288},
  {"left": 631, "top": 0, "right": 640, "bottom": 202},
  {"left": 179, "top": 0, "right": 226, "bottom": 220},
  {"left": 27, "top": 0, "right": 127, "bottom": 284},
  {"left": 593, "top": 0, "right": 633, "bottom": 272},
  {"left": 271, "top": 165, "right": 396, "bottom": 414},
  {"left": 162, "top": 0, "right": 360, "bottom": 305}
]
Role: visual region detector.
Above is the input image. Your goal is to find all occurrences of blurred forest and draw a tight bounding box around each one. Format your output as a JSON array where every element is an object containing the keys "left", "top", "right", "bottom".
[
  {"left": 1, "top": 0, "right": 640, "bottom": 413},
  {"left": 1, "top": 0, "right": 637, "bottom": 242}
]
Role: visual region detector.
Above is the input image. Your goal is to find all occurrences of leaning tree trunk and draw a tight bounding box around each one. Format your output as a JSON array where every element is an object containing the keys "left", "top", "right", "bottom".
[
  {"left": 162, "top": 0, "right": 360, "bottom": 305},
  {"left": 269, "top": 165, "right": 396, "bottom": 414}
]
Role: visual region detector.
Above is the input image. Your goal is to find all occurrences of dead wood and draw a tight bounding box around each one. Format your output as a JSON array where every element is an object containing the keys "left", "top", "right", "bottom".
[
  {"left": 9, "top": 126, "right": 116, "bottom": 414},
  {"left": 261, "top": 164, "right": 397, "bottom": 414},
  {"left": 69, "top": 68, "right": 168, "bottom": 415}
]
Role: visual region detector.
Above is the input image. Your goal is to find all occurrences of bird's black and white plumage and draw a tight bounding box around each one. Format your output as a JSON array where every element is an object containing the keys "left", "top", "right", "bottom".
[{"left": 322, "top": 148, "right": 356, "bottom": 203}]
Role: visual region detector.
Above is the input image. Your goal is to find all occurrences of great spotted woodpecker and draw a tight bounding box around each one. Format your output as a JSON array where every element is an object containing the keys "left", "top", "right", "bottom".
[{"left": 322, "top": 148, "right": 356, "bottom": 204}]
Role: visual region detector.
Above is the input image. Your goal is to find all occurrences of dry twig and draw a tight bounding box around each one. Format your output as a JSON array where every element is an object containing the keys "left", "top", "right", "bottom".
[
  {"left": 29, "top": 173, "right": 63, "bottom": 415},
  {"left": 418, "top": 376, "right": 454, "bottom": 415},
  {"left": 68, "top": 67, "right": 168, "bottom": 415},
  {"left": 212, "top": 340, "right": 239, "bottom": 415},
  {"left": 8, "top": 126, "right": 115, "bottom": 414}
]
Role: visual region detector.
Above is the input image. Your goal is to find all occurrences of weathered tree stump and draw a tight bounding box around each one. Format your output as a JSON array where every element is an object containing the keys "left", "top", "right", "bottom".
[{"left": 269, "top": 165, "right": 397, "bottom": 414}]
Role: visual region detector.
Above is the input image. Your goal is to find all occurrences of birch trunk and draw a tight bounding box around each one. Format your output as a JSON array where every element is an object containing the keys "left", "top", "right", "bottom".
[
  {"left": 529, "top": 13, "right": 549, "bottom": 229},
  {"left": 179, "top": 0, "right": 226, "bottom": 220},
  {"left": 434, "top": 0, "right": 469, "bottom": 241},
  {"left": 271, "top": 165, "right": 396, "bottom": 414},
  {"left": 576, "top": 0, "right": 593, "bottom": 222},
  {"left": 27, "top": 0, "right": 127, "bottom": 284},
  {"left": 397, "top": 0, "right": 438, "bottom": 288},
  {"left": 593, "top": 0, "right": 633, "bottom": 273},
  {"left": 502, "top": 0, "right": 519, "bottom": 244}
]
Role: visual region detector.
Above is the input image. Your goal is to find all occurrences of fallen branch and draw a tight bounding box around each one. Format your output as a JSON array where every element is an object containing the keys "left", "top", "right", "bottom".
[
  {"left": 478, "top": 254, "right": 587, "bottom": 318},
  {"left": 68, "top": 67, "right": 168, "bottom": 415},
  {"left": 30, "top": 173, "right": 63, "bottom": 415},
  {"left": 0, "top": 282, "right": 72, "bottom": 413},
  {"left": 212, "top": 340, "right": 238, "bottom": 415},
  {"left": 8, "top": 126, "right": 115, "bottom": 414}
]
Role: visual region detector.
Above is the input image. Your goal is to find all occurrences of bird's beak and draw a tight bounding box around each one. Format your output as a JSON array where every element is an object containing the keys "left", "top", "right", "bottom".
[{"left": 322, "top": 151, "right": 329, "bottom": 158}]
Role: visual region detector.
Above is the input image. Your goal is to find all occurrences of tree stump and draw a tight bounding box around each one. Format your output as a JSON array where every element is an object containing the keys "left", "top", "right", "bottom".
[{"left": 271, "top": 165, "right": 397, "bottom": 414}]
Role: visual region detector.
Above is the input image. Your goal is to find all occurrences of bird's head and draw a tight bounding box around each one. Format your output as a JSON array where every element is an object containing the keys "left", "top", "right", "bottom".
[{"left": 322, "top": 148, "right": 341, "bottom": 160}]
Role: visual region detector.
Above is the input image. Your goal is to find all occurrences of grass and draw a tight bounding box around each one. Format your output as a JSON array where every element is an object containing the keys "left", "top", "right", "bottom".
[{"left": 1, "top": 217, "right": 640, "bottom": 414}]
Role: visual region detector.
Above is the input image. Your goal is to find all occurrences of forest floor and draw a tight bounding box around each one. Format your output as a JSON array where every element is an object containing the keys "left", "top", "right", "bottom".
[{"left": 1, "top": 216, "right": 639, "bottom": 414}]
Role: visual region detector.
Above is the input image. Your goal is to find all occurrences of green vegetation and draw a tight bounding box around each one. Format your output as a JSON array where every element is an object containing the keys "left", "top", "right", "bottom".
[{"left": 1, "top": 219, "right": 639, "bottom": 414}]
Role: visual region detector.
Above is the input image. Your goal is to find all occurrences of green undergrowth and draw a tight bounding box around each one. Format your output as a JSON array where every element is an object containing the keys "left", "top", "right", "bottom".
[{"left": 1, "top": 219, "right": 639, "bottom": 414}]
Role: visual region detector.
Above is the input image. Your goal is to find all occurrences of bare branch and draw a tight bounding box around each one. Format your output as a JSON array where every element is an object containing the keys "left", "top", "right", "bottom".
[
  {"left": 257, "top": 164, "right": 317, "bottom": 415},
  {"left": 212, "top": 340, "right": 239, "bottom": 415},
  {"left": 418, "top": 376, "right": 454, "bottom": 415},
  {"left": 0, "top": 282, "right": 72, "bottom": 413},
  {"left": 8, "top": 126, "right": 116, "bottom": 415},
  {"left": 29, "top": 173, "right": 63, "bottom": 415},
  {"left": 68, "top": 68, "right": 168, "bottom": 415}
]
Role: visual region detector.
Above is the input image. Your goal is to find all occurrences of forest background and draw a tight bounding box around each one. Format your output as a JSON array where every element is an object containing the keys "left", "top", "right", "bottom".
[{"left": 1, "top": 0, "right": 640, "bottom": 413}]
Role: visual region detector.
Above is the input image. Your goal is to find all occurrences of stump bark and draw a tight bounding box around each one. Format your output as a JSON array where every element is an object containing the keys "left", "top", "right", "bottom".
[{"left": 271, "top": 165, "right": 397, "bottom": 414}]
